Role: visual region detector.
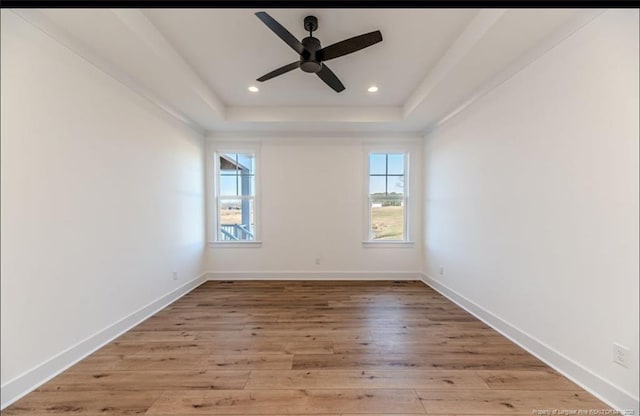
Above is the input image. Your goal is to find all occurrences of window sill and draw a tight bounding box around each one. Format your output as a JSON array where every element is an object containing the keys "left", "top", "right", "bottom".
[
  {"left": 208, "top": 241, "right": 262, "bottom": 248},
  {"left": 362, "top": 241, "right": 415, "bottom": 248}
]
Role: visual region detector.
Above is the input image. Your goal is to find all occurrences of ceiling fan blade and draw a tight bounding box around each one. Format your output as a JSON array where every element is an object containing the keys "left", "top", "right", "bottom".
[
  {"left": 316, "top": 64, "right": 345, "bottom": 93},
  {"left": 255, "top": 12, "right": 305, "bottom": 55},
  {"left": 318, "top": 31, "right": 383, "bottom": 61},
  {"left": 257, "top": 61, "right": 300, "bottom": 82}
]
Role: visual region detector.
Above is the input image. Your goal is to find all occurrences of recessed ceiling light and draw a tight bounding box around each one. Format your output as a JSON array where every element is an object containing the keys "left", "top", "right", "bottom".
[
  {"left": 248, "top": 86, "right": 259, "bottom": 93},
  {"left": 368, "top": 85, "right": 379, "bottom": 93}
]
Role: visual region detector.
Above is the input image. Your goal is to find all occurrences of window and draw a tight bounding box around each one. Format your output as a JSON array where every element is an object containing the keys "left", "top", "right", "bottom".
[
  {"left": 214, "top": 151, "right": 257, "bottom": 242},
  {"left": 367, "top": 152, "right": 408, "bottom": 242}
]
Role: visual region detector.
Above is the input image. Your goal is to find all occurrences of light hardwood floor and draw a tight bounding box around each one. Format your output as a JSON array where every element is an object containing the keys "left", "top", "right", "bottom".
[{"left": 3, "top": 280, "right": 610, "bottom": 415}]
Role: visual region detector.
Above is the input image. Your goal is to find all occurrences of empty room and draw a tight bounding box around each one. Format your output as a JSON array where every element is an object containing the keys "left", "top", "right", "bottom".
[{"left": 1, "top": 6, "right": 638, "bottom": 416}]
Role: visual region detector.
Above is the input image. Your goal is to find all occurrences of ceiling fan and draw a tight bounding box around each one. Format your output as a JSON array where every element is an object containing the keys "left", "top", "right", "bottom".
[{"left": 254, "top": 12, "right": 383, "bottom": 93}]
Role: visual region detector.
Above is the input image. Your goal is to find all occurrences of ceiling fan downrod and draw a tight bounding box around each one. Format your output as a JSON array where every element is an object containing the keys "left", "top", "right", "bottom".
[{"left": 300, "top": 16, "right": 322, "bottom": 74}]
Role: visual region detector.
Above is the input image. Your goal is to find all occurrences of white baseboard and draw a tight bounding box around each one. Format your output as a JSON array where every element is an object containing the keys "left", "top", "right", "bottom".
[
  {"left": 206, "top": 270, "right": 423, "bottom": 280},
  {"left": 420, "top": 273, "right": 639, "bottom": 415},
  {"left": 0, "top": 272, "right": 208, "bottom": 410}
]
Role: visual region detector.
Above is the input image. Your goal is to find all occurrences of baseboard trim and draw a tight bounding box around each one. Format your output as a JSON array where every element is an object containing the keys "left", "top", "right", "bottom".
[
  {"left": 206, "top": 271, "right": 423, "bottom": 280},
  {"left": 420, "top": 273, "right": 639, "bottom": 415},
  {"left": 0, "top": 272, "right": 208, "bottom": 410}
]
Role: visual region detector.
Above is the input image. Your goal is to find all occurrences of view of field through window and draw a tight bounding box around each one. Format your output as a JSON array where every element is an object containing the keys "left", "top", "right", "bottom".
[
  {"left": 369, "top": 153, "right": 406, "bottom": 240},
  {"left": 217, "top": 153, "right": 255, "bottom": 241}
]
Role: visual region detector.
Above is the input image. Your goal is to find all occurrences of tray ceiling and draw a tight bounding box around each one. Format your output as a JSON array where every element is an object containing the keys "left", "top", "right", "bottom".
[{"left": 11, "top": 8, "right": 602, "bottom": 134}]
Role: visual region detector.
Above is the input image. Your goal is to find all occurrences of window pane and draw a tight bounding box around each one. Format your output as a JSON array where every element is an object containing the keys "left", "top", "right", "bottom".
[
  {"left": 219, "top": 174, "right": 238, "bottom": 196},
  {"left": 218, "top": 198, "right": 255, "bottom": 241},
  {"left": 220, "top": 153, "right": 239, "bottom": 172},
  {"left": 238, "top": 174, "right": 255, "bottom": 197},
  {"left": 369, "top": 153, "right": 386, "bottom": 175},
  {"left": 220, "top": 167, "right": 236, "bottom": 175},
  {"left": 370, "top": 200, "right": 404, "bottom": 241},
  {"left": 215, "top": 150, "right": 257, "bottom": 243},
  {"left": 369, "top": 175, "right": 386, "bottom": 196},
  {"left": 388, "top": 175, "right": 405, "bottom": 196},
  {"left": 387, "top": 153, "right": 405, "bottom": 175},
  {"left": 220, "top": 153, "right": 254, "bottom": 174},
  {"left": 236, "top": 153, "right": 255, "bottom": 174}
]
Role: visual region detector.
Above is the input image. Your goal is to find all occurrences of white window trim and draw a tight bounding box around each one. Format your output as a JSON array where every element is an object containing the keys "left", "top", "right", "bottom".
[
  {"left": 208, "top": 143, "right": 262, "bottom": 246},
  {"left": 362, "top": 241, "right": 415, "bottom": 248},
  {"left": 362, "top": 145, "right": 414, "bottom": 247}
]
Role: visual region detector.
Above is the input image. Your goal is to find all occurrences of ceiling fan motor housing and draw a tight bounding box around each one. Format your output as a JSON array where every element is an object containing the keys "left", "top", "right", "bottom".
[{"left": 300, "top": 36, "right": 322, "bottom": 73}]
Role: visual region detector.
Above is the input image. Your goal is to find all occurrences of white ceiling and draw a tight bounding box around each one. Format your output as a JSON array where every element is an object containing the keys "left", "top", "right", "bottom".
[
  {"left": 143, "top": 9, "right": 477, "bottom": 107},
  {"left": 13, "top": 8, "right": 603, "bottom": 135}
]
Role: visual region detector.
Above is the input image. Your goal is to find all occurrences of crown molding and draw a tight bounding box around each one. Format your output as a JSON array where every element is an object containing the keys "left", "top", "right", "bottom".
[
  {"left": 11, "top": 9, "right": 206, "bottom": 136},
  {"left": 10, "top": 9, "right": 607, "bottom": 137},
  {"left": 225, "top": 106, "right": 402, "bottom": 123},
  {"left": 403, "top": 9, "right": 507, "bottom": 118},
  {"left": 423, "top": 9, "right": 605, "bottom": 135},
  {"left": 207, "top": 130, "right": 422, "bottom": 143},
  {"left": 110, "top": 10, "right": 225, "bottom": 121}
]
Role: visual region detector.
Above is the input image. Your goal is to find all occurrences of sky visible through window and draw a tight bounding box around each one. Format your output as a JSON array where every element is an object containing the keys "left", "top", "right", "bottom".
[
  {"left": 369, "top": 153, "right": 404, "bottom": 195},
  {"left": 219, "top": 153, "right": 254, "bottom": 196}
]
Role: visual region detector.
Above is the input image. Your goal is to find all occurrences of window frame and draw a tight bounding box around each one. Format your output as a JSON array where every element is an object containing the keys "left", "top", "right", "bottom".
[
  {"left": 209, "top": 145, "right": 261, "bottom": 246},
  {"left": 363, "top": 146, "right": 413, "bottom": 247}
]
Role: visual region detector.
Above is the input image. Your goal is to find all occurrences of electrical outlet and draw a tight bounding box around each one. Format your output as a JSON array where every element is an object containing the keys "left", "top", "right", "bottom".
[
  {"left": 172, "top": 271, "right": 178, "bottom": 281},
  {"left": 613, "top": 343, "right": 629, "bottom": 367},
  {"left": 315, "top": 257, "right": 321, "bottom": 265},
  {"left": 439, "top": 266, "right": 445, "bottom": 276}
]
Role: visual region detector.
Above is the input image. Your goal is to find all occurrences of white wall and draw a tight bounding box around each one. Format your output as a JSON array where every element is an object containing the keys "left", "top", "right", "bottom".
[
  {"left": 206, "top": 137, "right": 423, "bottom": 278},
  {"left": 423, "top": 9, "right": 639, "bottom": 412},
  {"left": 2, "top": 5, "right": 637, "bottom": 413},
  {"left": 1, "top": 10, "right": 206, "bottom": 406}
]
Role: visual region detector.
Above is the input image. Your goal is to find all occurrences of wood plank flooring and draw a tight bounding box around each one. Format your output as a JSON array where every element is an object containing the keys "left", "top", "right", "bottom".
[{"left": 2, "top": 280, "right": 610, "bottom": 415}]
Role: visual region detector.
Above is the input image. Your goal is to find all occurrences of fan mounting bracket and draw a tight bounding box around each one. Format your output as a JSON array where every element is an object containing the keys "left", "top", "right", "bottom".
[{"left": 304, "top": 16, "right": 318, "bottom": 33}]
